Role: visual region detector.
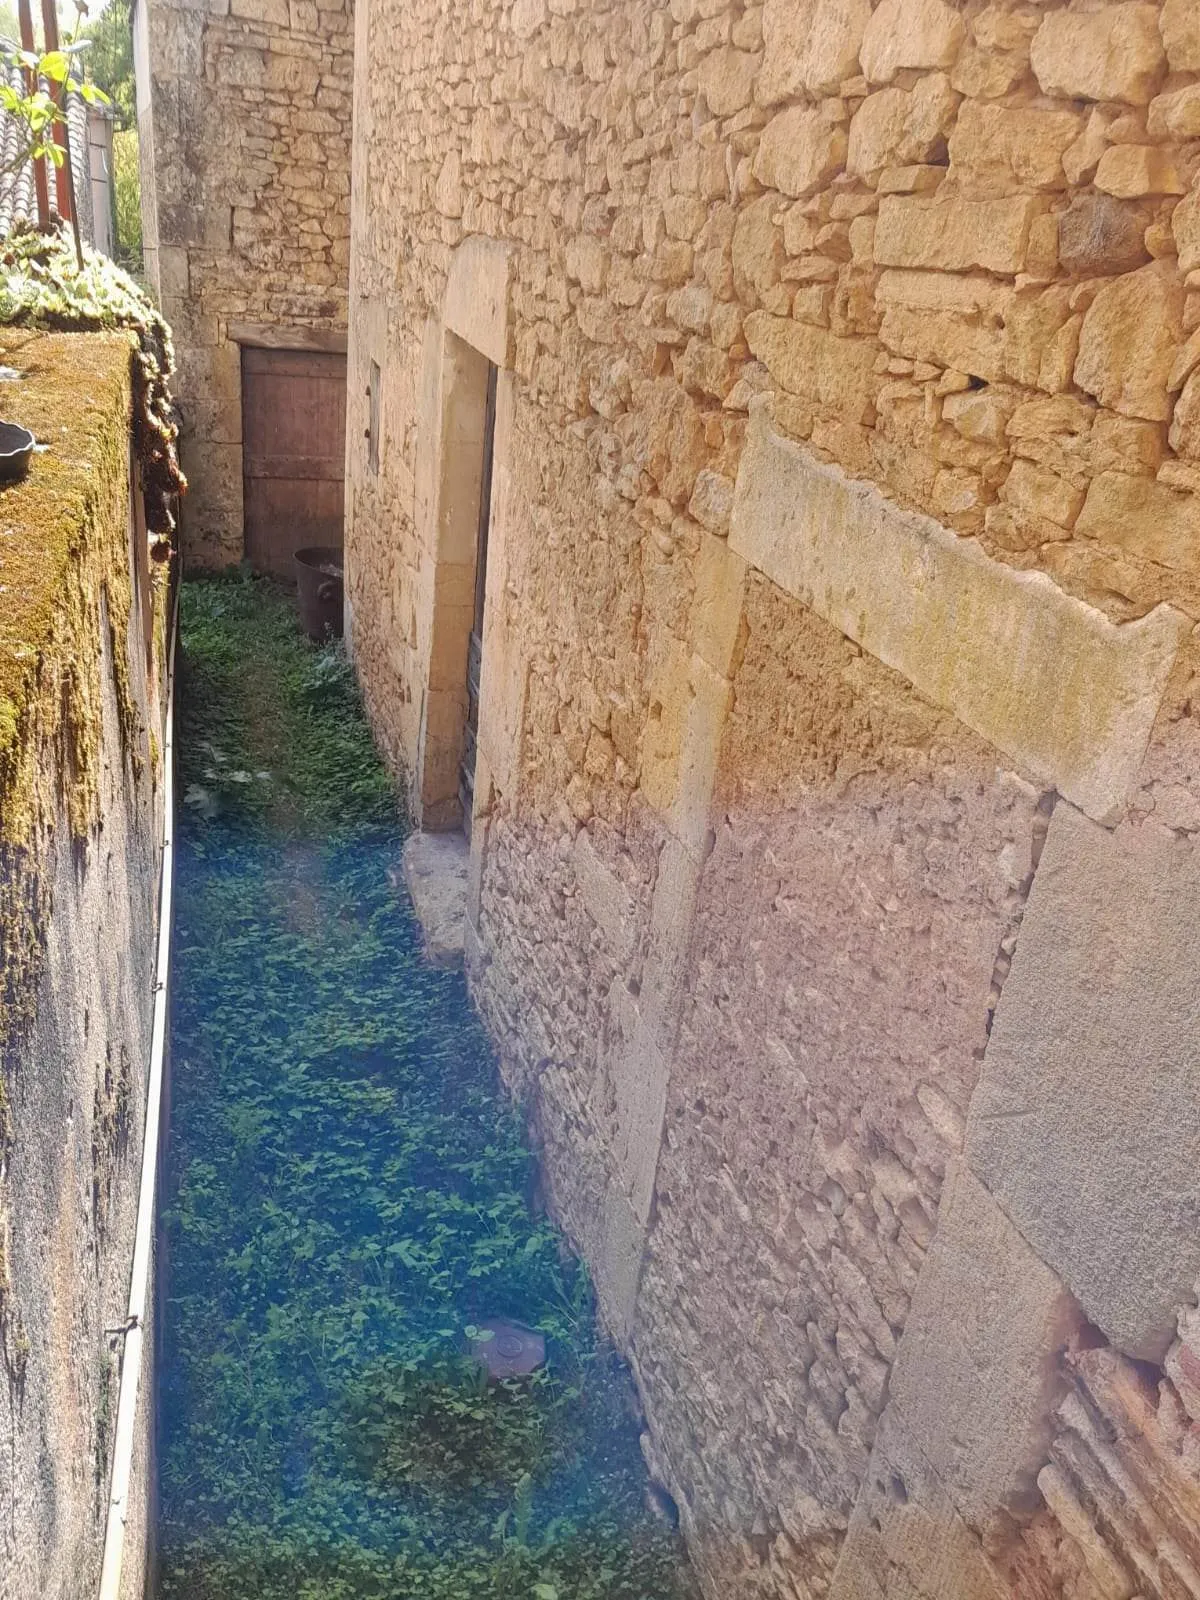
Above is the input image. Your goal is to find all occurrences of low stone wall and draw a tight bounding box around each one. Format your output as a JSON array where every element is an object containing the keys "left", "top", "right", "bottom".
[
  {"left": 0, "top": 333, "right": 167, "bottom": 1599},
  {"left": 344, "top": 1, "right": 1200, "bottom": 1594}
]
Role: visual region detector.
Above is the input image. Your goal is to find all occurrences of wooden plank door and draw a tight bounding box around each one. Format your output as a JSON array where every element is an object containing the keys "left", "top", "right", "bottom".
[{"left": 241, "top": 346, "right": 347, "bottom": 579}]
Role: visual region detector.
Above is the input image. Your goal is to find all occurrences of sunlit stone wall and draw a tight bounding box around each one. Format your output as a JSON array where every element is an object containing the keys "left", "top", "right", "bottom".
[
  {"left": 344, "top": 1, "right": 1200, "bottom": 1594},
  {"left": 135, "top": 0, "right": 353, "bottom": 566}
]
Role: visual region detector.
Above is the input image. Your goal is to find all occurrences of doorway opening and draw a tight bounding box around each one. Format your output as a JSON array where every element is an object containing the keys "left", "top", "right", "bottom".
[{"left": 459, "top": 361, "right": 497, "bottom": 837}]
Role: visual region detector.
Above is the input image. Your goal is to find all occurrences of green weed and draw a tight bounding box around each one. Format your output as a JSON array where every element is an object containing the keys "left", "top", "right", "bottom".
[{"left": 159, "top": 574, "right": 692, "bottom": 1600}]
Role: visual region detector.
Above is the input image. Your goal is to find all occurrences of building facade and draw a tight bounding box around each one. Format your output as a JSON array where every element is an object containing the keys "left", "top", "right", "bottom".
[
  {"left": 134, "top": 0, "right": 353, "bottom": 569},
  {"left": 343, "top": 1, "right": 1200, "bottom": 1596}
]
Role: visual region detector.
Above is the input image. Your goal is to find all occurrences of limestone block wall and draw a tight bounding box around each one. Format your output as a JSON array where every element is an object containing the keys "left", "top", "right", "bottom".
[
  {"left": 134, "top": 0, "right": 353, "bottom": 566},
  {"left": 344, "top": 0, "right": 1200, "bottom": 1595},
  {"left": 0, "top": 334, "right": 167, "bottom": 1599}
]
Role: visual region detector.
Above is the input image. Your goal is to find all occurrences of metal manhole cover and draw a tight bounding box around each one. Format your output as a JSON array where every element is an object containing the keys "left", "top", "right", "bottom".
[{"left": 468, "top": 1317, "right": 546, "bottom": 1381}]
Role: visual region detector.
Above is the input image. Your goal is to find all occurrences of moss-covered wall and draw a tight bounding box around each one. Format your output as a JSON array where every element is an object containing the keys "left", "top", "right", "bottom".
[{"left": 0, "top": 329, "right": 167, "bottom": 1597}]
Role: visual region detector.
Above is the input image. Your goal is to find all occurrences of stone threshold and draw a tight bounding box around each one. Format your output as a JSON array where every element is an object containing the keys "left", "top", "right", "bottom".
[{"left": 399, "top": 829, "right": 470, "bottom": 968}]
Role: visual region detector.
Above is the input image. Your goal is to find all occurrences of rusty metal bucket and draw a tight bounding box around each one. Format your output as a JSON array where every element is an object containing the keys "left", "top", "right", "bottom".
[{"left": 294, "top": 546, "right": 344, "bottom": 641}]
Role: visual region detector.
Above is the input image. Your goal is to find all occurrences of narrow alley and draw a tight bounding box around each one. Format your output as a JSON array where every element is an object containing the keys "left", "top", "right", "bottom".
[{"left": 158, "top": 575, "right": 693, "bottom": 1600}]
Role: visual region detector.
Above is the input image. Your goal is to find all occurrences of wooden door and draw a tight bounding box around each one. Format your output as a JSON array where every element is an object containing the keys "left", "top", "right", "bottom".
[{"left": 241, "top": 346, "right": 347, "bottom": 579}]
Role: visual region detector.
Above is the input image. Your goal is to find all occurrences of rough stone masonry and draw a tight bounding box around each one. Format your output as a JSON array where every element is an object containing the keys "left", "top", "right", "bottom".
[
  {"left": 135, "top": 0, "right": 353, "bottom": 565},
  {"left": 177, "top": 0, "right": 1200, "bottom": 1592}
]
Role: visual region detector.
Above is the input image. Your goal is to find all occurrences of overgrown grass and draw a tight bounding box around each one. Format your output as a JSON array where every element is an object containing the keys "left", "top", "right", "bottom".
[
  {"left": 111, "top": 127, "right": 143, "bottom": 274},
  {"left": 159, "top": 573, "right": 693, "bottom": 1600}
]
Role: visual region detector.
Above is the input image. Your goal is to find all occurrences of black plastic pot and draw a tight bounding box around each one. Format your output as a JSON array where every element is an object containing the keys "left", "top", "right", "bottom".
[
  {"left": 294, "top": 546, "right": 344, "bottom": 641},
  {"left": 0, "top": 422, "right": 35, "bottom": 483}
]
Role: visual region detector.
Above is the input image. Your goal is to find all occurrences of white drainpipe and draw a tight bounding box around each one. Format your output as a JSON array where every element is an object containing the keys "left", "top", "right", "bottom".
[{"left": 98, "top": 591, "right": 178, "bottom": 1600}]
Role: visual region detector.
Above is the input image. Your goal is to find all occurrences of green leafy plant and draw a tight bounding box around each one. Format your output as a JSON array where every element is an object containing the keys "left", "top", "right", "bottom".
[
  {"left": 110, "top": 124, "right": 140, "bottom": 269},
  {"left": 0, "top": 40, "right": 108, "bottom": 163},
  {"left": 344, "top": 1356, "right": 573, "bottom": 1494},
  {"left": 159, "top": 574, "right": 695, "bottom": 1600},
  {"left": 0, "top": 224, "right": 184, "bottom": 549},
  {"left": 0, "top": 13, "right": 110, "bottom": 267},
  {"left": 77, "top": 0, "right": 133, "bottom": 128}
]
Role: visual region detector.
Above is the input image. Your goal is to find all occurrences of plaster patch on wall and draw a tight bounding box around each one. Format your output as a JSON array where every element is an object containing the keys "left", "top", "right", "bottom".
[{"left": 730, "top": 405, "right": 1190, "bottom": 824}]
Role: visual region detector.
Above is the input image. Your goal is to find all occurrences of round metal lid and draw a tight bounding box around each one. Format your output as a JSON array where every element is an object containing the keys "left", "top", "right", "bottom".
[{"left": 468, "top": 1317, "right": 546, "bottom": 1381}]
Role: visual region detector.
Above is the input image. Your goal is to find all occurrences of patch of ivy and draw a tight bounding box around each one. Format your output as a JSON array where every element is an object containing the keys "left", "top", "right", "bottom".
[
  {"left": 160, "top": 573, "right": 694, "bottom": 1600},
  {"left": 0, "top": 224, "right": 184, "bottom": 545}
]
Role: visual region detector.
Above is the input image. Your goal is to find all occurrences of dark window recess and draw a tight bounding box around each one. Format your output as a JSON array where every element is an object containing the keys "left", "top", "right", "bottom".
[
  {"left": 367, "top": 359, "right": 381, "bottom": 474},
  {"left": 459, "top": 361, "right": 497, "bottom": 837}
]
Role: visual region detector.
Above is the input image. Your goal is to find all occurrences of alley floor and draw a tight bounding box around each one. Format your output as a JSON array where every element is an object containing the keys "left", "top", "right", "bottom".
[{"left": 157, "top": 575, "right": 693, "bottom": 1600}]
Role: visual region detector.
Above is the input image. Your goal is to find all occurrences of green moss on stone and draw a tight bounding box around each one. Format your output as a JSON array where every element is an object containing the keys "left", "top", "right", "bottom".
[
  {"left": 0, "top": 327, "right": 161, "bottom": 1184},
  {"left": 0, "top": 327, "right": 164, "bottom": 1350}
]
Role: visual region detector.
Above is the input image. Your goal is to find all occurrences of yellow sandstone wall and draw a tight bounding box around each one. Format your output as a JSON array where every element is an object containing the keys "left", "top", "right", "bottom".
[
  {"left": 345, "top": 1, "right": 1200, "bottom": 1595},
  {"left": 135, "top": 0, "right": 353, "bottom": 565}
]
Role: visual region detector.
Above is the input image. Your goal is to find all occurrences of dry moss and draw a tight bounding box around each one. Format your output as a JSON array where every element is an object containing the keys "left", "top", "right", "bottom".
[
  {"left": 0, "top": 227, "right": 185, "bottom": 547},
  {"left": 0, "top": 328, "right": 161, "bottom": 1353},
  {"left": 0, "top": 328, "right": 150, "bottom": 1103}
]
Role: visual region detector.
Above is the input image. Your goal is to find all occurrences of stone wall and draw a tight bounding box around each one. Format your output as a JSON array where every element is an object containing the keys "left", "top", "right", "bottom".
[
  {"left": 0, "top": 334, "right": 167, "bottom": 1599},
  {"left": 134, "top": 0, "right": 353, "bottom": 566},
  {"left": 344, "top": 0, "right": 1200, "bottom": 1595}
]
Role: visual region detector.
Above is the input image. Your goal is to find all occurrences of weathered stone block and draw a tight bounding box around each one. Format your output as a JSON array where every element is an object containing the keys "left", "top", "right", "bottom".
[
  {"left": 1094, "top": 144, "right": 1186, "bottom": 199},
  {"left": 400, "top": 830, "right": 469, "bottom": 968},
  {"left": 942, "top": 385, "right": 1014, "bottom": 446},
  {"left": 639, "top": 832, "right": 703, "bottom": 1051},
  {"left": 1171, "top": 370, "right": 1200, "bottom": 461},
  {"left": 967, "top": 802, "right": 1200, "bottom": 1360},
  {"left": 594, "top": 1180, "right": 647, "bottom": 1347},
  {"left": 859, "top": 0, "right": 964, "bottom": 84},
  {"left": 698, "top": 45, "right": 760, "bottom": 117},
  {"left": 731, "top": 194, "right": 784, "bottom": 307},
  {"left": 1173, "top": 185, "right": 1200, "bottom": 276},
  {"left": 729, "top": 407, "right": 1189, "bottom": 822},
  {"left": 690, "top": 530, "right": 747, "bottom": 674},
  {"left": 1057, "top": 192, "right": 1150, "bottom": 277},
  {"left": 1073, "top": 263, "right": 1183, "bottom": 423},
  {"left": 509, "top": 0, "right": 546, "bottom": 39},
  {"left": 999, "top": 458, "right": 1084, "bottom": 533},
  {"left": 947, "top": 102, "right": 1081, "bottom": 195},
  {"left": 848, "top": 76, "right": 956, "bottom": 181},
  {"left": 573, "top": 829, "right": 640, "bottom": 964},
  {"left": 605, "top": 1007, "right": 670, "bottom": 1227},
  {"left": 829, "top": 1409, "right": 1011, "bottom": 1600},
  {"left": 757, "top": 0, "right": 871, "bottom": 102},
  {"left": 753, "top": 106, "right": 847, "bottom": 200},
  {"left": 687, "top": 467, "right": 734, "bottom": 534},
  {"left": 876, "top": 284, "right": 1008, "bottom": 384},
  {"left": 1030, "top": 4, "right": 1166, "bottom": 106},
  {"left": 1148, "top": 83, "right": 1200, "bottom": 140},
  {"left": 1076, "top": 471, "right": 1200, "bottom": 569},
  {"left": 230, "top": 0, "right": 289, "bottom": 24},
  {"left": 1161, "top": 0, "right": 1200, "bottom": 72},
  {"left": 668, "top": 653, "right": 733, "bottom": 856},
  {"left": 874, "top": 194, "right": 1038, "bottom": 276},
  {"left": 885, "top": 1162, "right": 1078, "bottom": 1531},
  {"left": 744, "top": 311, "right": 878, "bottom": 424},
  {"left": 174, "top": 341, "right": 243, "bottom": 447}
]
